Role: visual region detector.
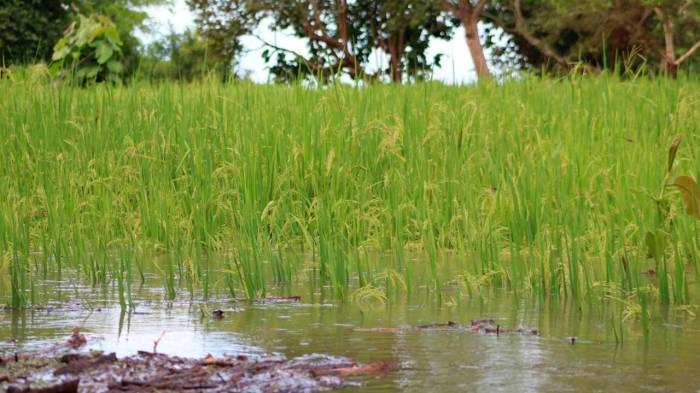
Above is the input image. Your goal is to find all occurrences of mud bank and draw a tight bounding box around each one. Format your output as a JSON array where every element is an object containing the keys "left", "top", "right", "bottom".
[{"left": 0, "top": 330, "right": 396, "bottom": 393}]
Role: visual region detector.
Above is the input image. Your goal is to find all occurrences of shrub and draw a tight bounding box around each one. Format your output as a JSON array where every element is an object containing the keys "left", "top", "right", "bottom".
[{"left": 50, "top": 14, "right": 124, "bottom": 84}]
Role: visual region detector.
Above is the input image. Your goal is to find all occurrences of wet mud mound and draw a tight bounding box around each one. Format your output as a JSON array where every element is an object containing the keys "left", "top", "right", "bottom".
[{"left": 0, "top": 330, "right": 396, "bottom": 393}]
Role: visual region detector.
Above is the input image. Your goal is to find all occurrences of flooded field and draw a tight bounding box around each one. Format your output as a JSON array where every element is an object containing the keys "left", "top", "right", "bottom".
[
  {"left": 2, "top": 268, "right": 700, "bottom": 392},
  {"left": 3, "top": 79, "right": 700, "bottom": 391}
]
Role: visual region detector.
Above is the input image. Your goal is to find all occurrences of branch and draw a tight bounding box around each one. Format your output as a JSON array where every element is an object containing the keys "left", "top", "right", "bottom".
[
  {"left": 368, "top": 5, "right": 387, "bottom": 53},
  {"left": 513, "top": 0, "right": 570, "bottom": 68},
  {"left": 679, "top": 0, "right": 693, "bottom": 15},
  {"left": 638, "top": 7, "right": 654, "bottom": 27},
  {"left": 301, "top": 21, "right": 342, "bottom": 50},
  {"left": 650, "top": 4, "right": 700, "bottom": 67},
  {"left": 310, "top": 0, "right": 333, "bottom": 46},
  {"left": 254, "top": 35, "right": 328, "bottom": 75},
  {"left": 440, "top": 0, "right": 459, "bottom": 14},
  {"left": 676, "top": 39, "right": 700, "bottom": 65},
  {"left": 481, "top": 11, "right": 517, "bottom": 33},
  {"left": 441, "top": 0, "right": 488, "bottom": 19},
  {"left": 253, "top": 33, "right": 366, "bottom": 80},
  {"left": 473, "top": 0, "right": 489, "bottom": 17},
  {"left": 253, "top": 33, "right": 309, "bottom": 61}
]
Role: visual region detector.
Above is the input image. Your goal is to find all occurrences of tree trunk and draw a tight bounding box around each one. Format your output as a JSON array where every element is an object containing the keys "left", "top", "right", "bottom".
[
  {"left": 655, "top": 7, "right": 678, "bottom": 77},
  {"left": 463, "top": 15, "right": 490, "bottom": 79},
  {"left": 388, "top": 35, "right": 403, "bottom": 83},
  {"left": 442, "top": 0, "right": 491, "bottom": 80},
  {"left": 661, "top": 17, "right": 677, "bottom": 76}
]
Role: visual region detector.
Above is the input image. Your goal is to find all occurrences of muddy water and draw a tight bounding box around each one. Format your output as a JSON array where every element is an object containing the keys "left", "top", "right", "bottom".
[{"left": 2, "top": 272, "right": 700, "bottom": 392}]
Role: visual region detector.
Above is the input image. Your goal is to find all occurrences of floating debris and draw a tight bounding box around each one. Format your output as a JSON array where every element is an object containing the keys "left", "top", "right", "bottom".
[
  {"left": 416, "top": 321, "right": 459, "bottom": 329},
  {"left": 254, "top": 296, "right": 302, "bottom": 304},
  {"left": 483, "top": 325, "right": 502, "bottom": 335},
  {"left": 66, "top": 328, "right": 87, "bottom": 350},
  {"left": 357, "top": 320, "right": 541, "bottom": 336},
  {"left": 516, "top": 327, "right": 541, "bottom": 335},
  {"left": 469, "top": 319, "right": 496, "bottom": 331}
]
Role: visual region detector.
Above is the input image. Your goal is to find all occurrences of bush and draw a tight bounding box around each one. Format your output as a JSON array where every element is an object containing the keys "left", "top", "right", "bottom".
[{"left": 50, "top": 14, "right": 124, "bottom": 84}]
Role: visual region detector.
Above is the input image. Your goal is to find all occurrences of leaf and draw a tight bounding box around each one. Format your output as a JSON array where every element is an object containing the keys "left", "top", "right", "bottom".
[
  {"left": 107, "top": 74, "right": 122, "bottom": 85},
  {"left": 645, "top": 230, "right": 668, "bottom": 259},
  {"left": 668, "top": 134, "right": 682, "bottom": 172},
  {"left": 89, "top": 26, "right": 110, "bottom": 43},
  {"left": 106, "top": 60, "right": 123, "bottom": 74},
  {"left": 49, "top": 62, "right": 63, "bottom": 76},
  {"left": 52, "top": 39, "right": 70, "bottom": 61},
  {"left": 645, "top": 231, "right": 657, "bottom": 259},
  {"left": 97, "top": 15, "right": 113, "bottom": 27},
  {"left": 672, "top": 175, "right": 700, "bottom": 219},
  {"left": 102, "top": 28, "right": 123, "bottom": 46},
  {"left": 62, "top": 21, "right": 76, "bottom": 37},
  {"left": 95, "top": 42, "right": 114, "bottom": 64},
  {"left": 77, "top": 65, "right": 100, "bottom": 80},
  {"left": 85, "top": 65, "right": 100, "bottom": 79}
]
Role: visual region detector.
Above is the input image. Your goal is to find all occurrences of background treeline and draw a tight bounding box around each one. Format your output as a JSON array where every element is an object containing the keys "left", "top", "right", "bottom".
[
  {"left": 1, "top": 0, "right": 164, "bottom": 77},
  {"left": 2, "top": 0, "right": 700, "bottom": 83}
]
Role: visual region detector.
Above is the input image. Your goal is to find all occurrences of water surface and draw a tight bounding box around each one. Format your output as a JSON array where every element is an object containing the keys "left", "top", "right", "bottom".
[{"left": 2, "top": 271, "right": 699, "bottom": 392}]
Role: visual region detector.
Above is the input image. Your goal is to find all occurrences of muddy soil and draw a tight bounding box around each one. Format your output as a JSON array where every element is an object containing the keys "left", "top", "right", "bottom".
[{"left": 0, "top": 330, "right": 396, "bottom": 393}]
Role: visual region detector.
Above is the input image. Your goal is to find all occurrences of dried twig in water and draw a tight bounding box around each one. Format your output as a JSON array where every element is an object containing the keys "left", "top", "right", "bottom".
[{"left": 153, "top": 331, "right": 166, "bottom": 354}]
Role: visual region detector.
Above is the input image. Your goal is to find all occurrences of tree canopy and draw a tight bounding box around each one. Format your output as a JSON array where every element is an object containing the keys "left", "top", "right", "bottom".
[
  {"left": 0, "top": 0, "right": 168, "bottom": 70},
  {"left": 187, "top": 0, "right": 454, "bottom": 82},
  {"left": 186, "top": 0, "right": 700, "bottom": 82},
  {"left": 0, "top": 0, "right": 70, "bottom": 65},
  {"left": 3, "top": 0, "right": 700, "bottom": 82},
  {"left": 482, "top": 0, "right": 700, "bottom": 75}
]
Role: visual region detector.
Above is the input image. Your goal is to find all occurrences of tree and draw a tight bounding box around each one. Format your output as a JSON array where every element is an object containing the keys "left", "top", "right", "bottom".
[
  {"left": 481, "top": 0, "right": 700, "bottom": 75},
  {"left": 355, "top": 0, "right": 453, "bottom": 82},
  {"left": 0, "top": 0, "right": 70, "bottom": 65},
  {"left": 650, "top": 0, "right": 700, "bottom": 74},
  {"left": 258, "top": 0, "right": 367, "bottom": 81},
  {"left": 440, "top": 0, "right": 491, "bottom": 80},
  {"left": 188, "top": 0, "right": 453, "bottom": 83},
  {"left": 187, "top": 0, "right": 375, "bottom": 82},
  {"left": 186, "top": 0, "right": 256, "bottom": 79},
  {"left": 140, "top": 29, "right": 228, "bottom": 81}
]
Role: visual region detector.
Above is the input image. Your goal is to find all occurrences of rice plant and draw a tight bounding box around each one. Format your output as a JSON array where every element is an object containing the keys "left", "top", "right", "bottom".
[{"left": 1, "top": 73, "right": 699, "bottom": 319}]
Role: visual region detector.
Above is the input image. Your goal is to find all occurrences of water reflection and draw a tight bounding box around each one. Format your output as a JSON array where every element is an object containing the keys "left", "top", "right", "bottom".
[{"left": 1, "top": 276, "right": 700, "bottom": 392}]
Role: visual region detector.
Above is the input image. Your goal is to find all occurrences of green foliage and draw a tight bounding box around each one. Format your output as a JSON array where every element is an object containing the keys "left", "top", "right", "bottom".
[
  {"left": 185, "top": 0, "right": 252, "bottom": 79},
  {"left": 0, "top": 63, "right": 52, "bottom": 83},
  {"left": 51, "top": 14, "right": 125, "bottom": 84},
  {"left": 645, "top": 134, "right": 700, "bottom": 305},
  {"left": 354, "top": 0, "right": 453, "bottom": 82},
  {"left": 73, "top": 0, "right": 171, "bottom": 76},
  {"left": 187, "top": 0, "right": 453, "bottom": 83},
  {"left": 1, "top": 76, "right": 700, "bottom": 312},
  {"left": 1, "top": 0, "right": 168, "bottom": 75},
  {"left": 139, "top": 29, "right": 227, "bottom": 81},
  {"left": 0, "top": 0, "right": 70, "bottom": 65},
  {"left": 483, "top": 0, "right": 700, "bottom": 74},
  {"left": 652, "top": 134, "right": 700, "bottom": 224}
]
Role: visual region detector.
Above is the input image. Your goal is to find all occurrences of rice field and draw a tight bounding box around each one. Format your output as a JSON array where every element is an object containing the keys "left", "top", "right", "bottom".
[{"left": 1, "top": 74, "right": 700, "bottom": 323}]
